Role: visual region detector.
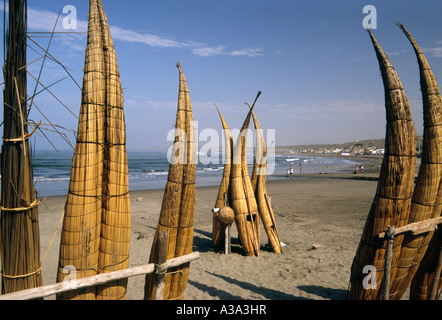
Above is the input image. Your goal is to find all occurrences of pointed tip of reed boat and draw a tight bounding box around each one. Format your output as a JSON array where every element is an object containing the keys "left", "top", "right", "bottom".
[{"left": 395, "top": 21, "right": 404, "bottom": 30}]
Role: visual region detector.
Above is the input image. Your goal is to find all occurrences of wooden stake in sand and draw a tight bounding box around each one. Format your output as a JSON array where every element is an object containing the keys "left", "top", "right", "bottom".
[
  {"left": 212, "top": 106, "right": 233, "bottom": 250},
  {"left": 212, "top": 195, "right": 235, "bottom": 254},
  {"left": 1, "top": 0, "right": 43, "bottom": 294},
  {"left": 388, "top": 23, "right": 442, "bottom": 300},
  {"left": 154, "top": 231, "right": 168, "bottom": 300},
  {"left": 348, "top": 29, "right": 416, "bottom": 300},
  {"left": 56, "top": 0, "right": 130, "bottom": 300}
]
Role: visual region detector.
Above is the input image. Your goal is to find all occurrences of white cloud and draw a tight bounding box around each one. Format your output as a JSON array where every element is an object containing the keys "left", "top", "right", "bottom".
[
  {"left": 110, "top": 25, "right": 181, "bottom": 48},
  {"left": 420, "top": 40, "right": 442, "bottom": 58},
  {"left": 15, "top": 4, "right": 265, "bottom": 58},
  {"left": 191, "top": 45, "right": 227, "bottom": 57},
  {"left": 385, "top": 49, "right": 408, "bottom": 56},
  {"left": 231, "top": 47, "right": 264, "bottom": 57},
  {"left": 423, "top": 46, "right": 442, "bottom": 58}
]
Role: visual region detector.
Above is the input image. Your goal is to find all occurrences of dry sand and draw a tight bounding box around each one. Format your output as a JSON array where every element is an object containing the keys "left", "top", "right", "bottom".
[{"left": 35, "top": 171, "right": 387, "bottom": 301}]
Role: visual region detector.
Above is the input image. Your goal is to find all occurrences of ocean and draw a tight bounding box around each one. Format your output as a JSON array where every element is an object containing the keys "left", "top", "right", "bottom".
[{"left": 29, "top": 150, "right": 358, "bottom": 197}]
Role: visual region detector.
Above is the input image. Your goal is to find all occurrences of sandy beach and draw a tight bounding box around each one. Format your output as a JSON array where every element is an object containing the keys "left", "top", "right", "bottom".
[{"left": 33, "top": 168, "right": 391, "bottom": 301}]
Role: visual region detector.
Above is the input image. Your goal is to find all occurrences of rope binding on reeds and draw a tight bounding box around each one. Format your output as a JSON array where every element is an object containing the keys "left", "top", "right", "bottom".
[
  {"left": 1, "top": 267, "right": 42, "bottom": 279},
  {"left": 1, "top": 121, "right": 41, "bottom": 143},
  {"left": 0, "top": 198, "right": 45, "bottom": 212}
]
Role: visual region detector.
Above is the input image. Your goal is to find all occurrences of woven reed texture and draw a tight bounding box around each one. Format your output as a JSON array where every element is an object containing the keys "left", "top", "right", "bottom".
[
  {"left": 250, "top": 114, "right": 262, "bottom": 194},
  {"left": 409, "top": 228, "right": 442, "bottom": 299},
  {"left": 56, "top": 0, "right": 130, "bottom": 300},
  {"left": 240, "top": 116, "right": 260, "bottom": 245},
  {"left": 348, "top": 30, "right": 416, "bottom": 300},
  {"left": 212, "top": 106, "right": 233, "bottom": 249},
  {"left": 388, "top": 24, "right": 442, "bottom": 300},
  {"left": 1, "top": 0, "right": 43, "bottom": 294},
  {"left": 230, "top": 106, "right": 260, "bottom": 256},
  {"left": 144, "top": 64, "right": 195, "bottom": 300},
  {"left": 251, "top": 111, "right": 282, "bottom": 254}
]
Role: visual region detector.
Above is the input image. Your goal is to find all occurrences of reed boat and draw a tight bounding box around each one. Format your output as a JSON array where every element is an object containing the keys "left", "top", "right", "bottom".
[
  {"left": 144, "top": 63, "right": 196, "bottom": 300},
  {"left": 250, "top": 110, "right": 282, "bottom": 253},
  {"left": 348, "top": 29, "right": 416, "bottom": 300},
  {"left": 212, "top": 105, "right": 233, "bottom": 250},
  {"left": 230, "top": 96, "right": 260, "bottom": 256},
  {"left": 388, "top": 23, "right": 442, "bottom": 300},
  {"left": 56, "top": 0, "right": 131, "bottom": 300}
]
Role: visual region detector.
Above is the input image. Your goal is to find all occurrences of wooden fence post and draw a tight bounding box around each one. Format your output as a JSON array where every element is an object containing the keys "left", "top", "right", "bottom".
[
  {"left": 382, "top": 225, "right": 395, "bottom": 300},
  {"left": 154, "top": 230, "right": 168, "bottom": 300},
  {"left": 225, "top": 225, "right": 231, "bottom": 254}
]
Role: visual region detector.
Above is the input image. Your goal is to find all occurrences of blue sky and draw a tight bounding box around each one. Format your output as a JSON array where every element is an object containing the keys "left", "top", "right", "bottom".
[{"left": 2, "top": 0, "right": 442, "bottom": 150}]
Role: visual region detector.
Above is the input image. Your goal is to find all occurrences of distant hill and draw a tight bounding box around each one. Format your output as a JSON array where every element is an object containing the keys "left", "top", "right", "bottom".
[{"left": 276, "top": 137, "right": 423, "bottom": 155}]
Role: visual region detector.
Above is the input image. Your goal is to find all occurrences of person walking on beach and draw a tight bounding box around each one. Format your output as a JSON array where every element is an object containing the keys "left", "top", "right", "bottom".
[
  {"left": 299, "top": 161, "right": 302, "bottom": 173},
  {"left": 289, "top": 166, "right": 294, "bottom": 178}
]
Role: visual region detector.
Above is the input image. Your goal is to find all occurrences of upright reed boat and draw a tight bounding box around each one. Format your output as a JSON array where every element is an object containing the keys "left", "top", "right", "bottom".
[
  {"left": 250, "top": 110, "right": 282, "bottom": 253},
  {"left": 348, "top": 29, "right": 416, "bottom": 300},
  {"left": 144, "top": 63, "right": 196, "bottom": 300},
  {"left": 212, "top": 105, "right": 233, "bottom": 250},
  {"left": 388, "top": 23, "right": 442, "bottom": 300},
  {"left": 1, "top": 0, "right": 43, "bottom": 294},
  {"left": 230, "top": 98, "right": 260, "bottom": 256},
  {"left": 56, "top": 0, "right": 131, "bottom": 300}
]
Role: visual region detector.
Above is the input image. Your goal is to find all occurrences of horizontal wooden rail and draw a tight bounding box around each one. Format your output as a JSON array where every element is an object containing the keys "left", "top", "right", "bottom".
[
  {"left": 378, "top": 216, "right": 442, "bottom": 300},
  {"left": 379, "top": 216, "right": 442, "bottom": 238},
  {"left": 0, "top": 251, "right": 200, "bottom": 300}
]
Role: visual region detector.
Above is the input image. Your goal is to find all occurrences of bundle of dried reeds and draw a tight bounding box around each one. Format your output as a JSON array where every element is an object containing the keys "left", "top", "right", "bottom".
[
  {"left": 230, "top": 95, "right": 261, "bottom": 257},
  {"left": 241, "top": 94, "right": 261, "bottom": 244},
  {"left": 168, "top": 63, "right": 196, "bottom": 300},
  {"left": 0, "top": 0, "right": 43, "bottom": 294},
  {"left": 144, "top": 63, "right": 195, "bottom": 300},
  {"left": 212, "top": 105, "right": 233, "bottom": 250},
  {"left": 56, "top": 0, "right": 130, "bottom": 300},
  {"left": 388, "top": 24, "right": 442, "bottom": 300},
  {"left": 409, "top": 228, "right": 442, "bottom": 300},
  {"left": 348, "top": 29, "right": 416, "bottom": 300},
  {"left": 251, "top": 110, "right": 282, "bottom": 253},
  {"left": 250, "top": 111, "right": 261, "bottom": 194},
  {"left": 95, "top": 0, "right": 130, "bottom": 300}
]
